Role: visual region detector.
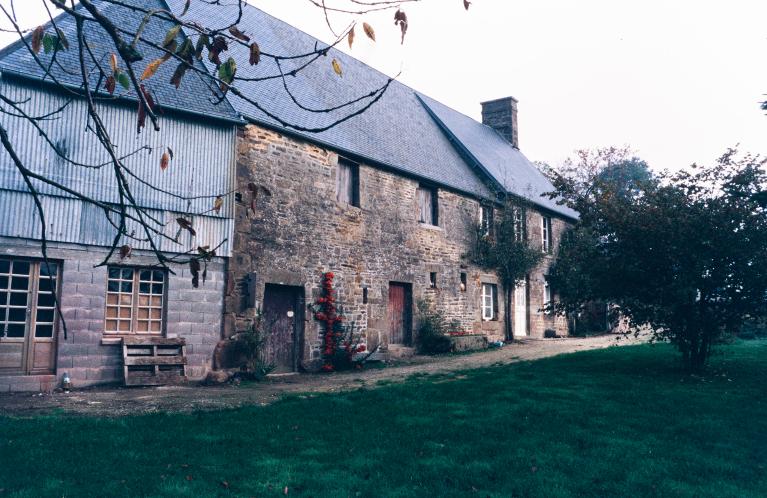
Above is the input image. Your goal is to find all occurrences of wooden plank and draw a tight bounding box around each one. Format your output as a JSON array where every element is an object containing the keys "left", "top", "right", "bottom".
[
  {"left": 125, "top": 370, "right": 187, "bottom": 387},
  {"left": 122, "top": 336, "right": 186, "bottom": 346},
  {"left": 124, "top": 355, "right": 187, "bottom": 366}
]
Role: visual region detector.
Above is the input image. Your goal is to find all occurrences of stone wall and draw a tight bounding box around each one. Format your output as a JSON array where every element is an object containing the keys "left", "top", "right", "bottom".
[
  {"left": 227, "top": 124, "right": 572, "bottom": 365},
  {"left": 0, "top": 237, "right": 225, "bottom": 391},
  {"left": 524, "top": 214, "right": 571, "bottom": 337}
]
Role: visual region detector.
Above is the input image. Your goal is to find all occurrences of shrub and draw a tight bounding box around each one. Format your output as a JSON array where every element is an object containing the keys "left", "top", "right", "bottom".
[
  {"left": 415, "top": 300, "right": 453, "bottom": 354},
  {"left": 232, "top": 311, "right": 275, "bottom": 381}
]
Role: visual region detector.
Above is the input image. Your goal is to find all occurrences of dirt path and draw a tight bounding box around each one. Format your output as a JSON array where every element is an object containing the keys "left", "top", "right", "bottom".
[{"left": 0, "top": 335, "right": 638, "bottom": 417}]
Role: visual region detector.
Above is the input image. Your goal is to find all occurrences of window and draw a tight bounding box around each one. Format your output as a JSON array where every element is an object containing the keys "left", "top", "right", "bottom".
[
  {"left": 542, "top": 215, "right": 552, "bottom": 253},
  {"left": 417, "top": 185, "right": 439, "bottom": 226},
  {"left": 429, "top": 272, "right": 437, "bottom": 289},
  {"left": 479, "top": 205, "right": 494, "bottom": 236},
  {"left": 335, "top": 158, "right": 359, "bottom": 207},
  {"left": 513, "top": 208, "right": 526, "bottom": 241},
  {"left": 543, "top": 279, "right": 552, "bottom": 314},
  {"left": 0, "top": 259, "right": 58, "bottom": 339},
  {"left": 105, "top": 267, "right": 165, "bottom": 334},
  {"left": 362, "top": 287, "right": 368, "bottom": 304},
  {"left": 481, "top": 283, "right": 498, "bottom": 321},
  {"left": 460, "top": 272, "right": 467, "bottom": 292}
]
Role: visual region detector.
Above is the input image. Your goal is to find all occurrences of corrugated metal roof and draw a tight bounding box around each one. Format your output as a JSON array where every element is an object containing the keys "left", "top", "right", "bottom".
[
  {"left": 417, "top": 94, "right": 578, "bottom": 219},
  {"left": 0, "top": 0, "right": 241, "bottom": 124}
]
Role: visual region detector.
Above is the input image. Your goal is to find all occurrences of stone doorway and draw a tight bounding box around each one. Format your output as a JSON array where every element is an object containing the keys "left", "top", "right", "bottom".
[{"left": 262, "top": 284, "right": 305, "bottom": 373}]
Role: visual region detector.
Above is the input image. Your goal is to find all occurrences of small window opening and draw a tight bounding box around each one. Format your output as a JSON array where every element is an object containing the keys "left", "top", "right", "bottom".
[
  {"left": 362, "top": 287, "right": 368, "bottom": 304},
  {"left": 429, "top": 272, "right": 437, "bottom": 289},
  {"left": 460, "top": 272, "right": 467, "bottom": 292}
]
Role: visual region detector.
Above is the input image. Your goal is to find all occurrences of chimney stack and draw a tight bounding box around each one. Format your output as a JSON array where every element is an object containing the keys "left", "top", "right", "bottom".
[{"left": 481, "top": 96, "right": 519, "bottom": 149}]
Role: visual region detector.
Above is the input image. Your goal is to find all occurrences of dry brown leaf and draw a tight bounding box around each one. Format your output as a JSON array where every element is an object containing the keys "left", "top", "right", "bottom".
[
  {"left": 249, "top": 42, "right": 260, "bottom": 65},
  {"left": 228, "top": 26, "right": 251, "bottom": 42},
  {"left": 31, "top": 26, "right": 44, "bottom": 54},
  {"left": 160, "top": 151, "right": 169, "bottom": 171},
  {"left": 463, "top": 0, "right": 471, "bottom": 10},
  {"left": 119, "top": 245, "right": 132, "bottom": 259},
  {"left": 347, "top": 25, "right": 355, "bottom": 49},
  {"left": 363, "top": 22, "right": 376, "bottom": 42},
  {"left": 331, "top": 58, "right": 342, "bottom": 77},
  {"left": 140, "top": 58, "right": 163, "bottom": 80},
  {"left": 105, "top": 75, "right": 116, "bottom": 95},
  {"left": 176, "top": 217, "right": 196, "bottom": 236},
  {"left": 109, "top": 53, "right": 118, "bottom": 72},
  {"left": 213, "top": 196, "right": 223, "bottom": 213}
]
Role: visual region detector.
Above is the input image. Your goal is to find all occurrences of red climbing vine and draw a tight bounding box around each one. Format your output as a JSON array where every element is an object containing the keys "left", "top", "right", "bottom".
[{"left": 311, "top": 272, "right": 370, "bottom": 372}]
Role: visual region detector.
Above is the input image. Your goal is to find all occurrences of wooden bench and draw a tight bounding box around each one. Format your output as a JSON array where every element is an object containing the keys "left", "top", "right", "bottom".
[{"left": 121, "top": 337, "right": 187, "bottom": 386}]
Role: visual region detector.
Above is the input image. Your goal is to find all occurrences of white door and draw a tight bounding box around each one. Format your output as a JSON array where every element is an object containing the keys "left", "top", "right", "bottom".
[{"left": 514, "top": 280, "right": 527, "bottom": 337}]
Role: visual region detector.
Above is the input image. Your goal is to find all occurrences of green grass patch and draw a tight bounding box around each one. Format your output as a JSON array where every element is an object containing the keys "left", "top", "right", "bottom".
[{"left": 2, "top": 341, "right": 766, "bottom": 497}]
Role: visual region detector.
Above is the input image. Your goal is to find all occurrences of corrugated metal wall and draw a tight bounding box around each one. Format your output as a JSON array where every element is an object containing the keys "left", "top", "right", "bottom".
[{"left": 0, "top": 79, "right": 237, "bottom": 256}]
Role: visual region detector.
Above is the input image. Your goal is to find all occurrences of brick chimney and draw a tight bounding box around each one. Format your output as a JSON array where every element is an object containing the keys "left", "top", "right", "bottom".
[{"left": 481, "top": 96, "right": 519, "bottom": 149}]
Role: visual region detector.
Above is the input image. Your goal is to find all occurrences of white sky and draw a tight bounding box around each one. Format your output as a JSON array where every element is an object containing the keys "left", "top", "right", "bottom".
[{"left": 2, "top": 0, "right": 766, "bottom": 171}]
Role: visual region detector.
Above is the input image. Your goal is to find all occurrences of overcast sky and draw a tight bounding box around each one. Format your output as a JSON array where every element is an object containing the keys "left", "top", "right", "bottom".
[{"left": 2, "top": 0, "right": 766, "bottom": 171}]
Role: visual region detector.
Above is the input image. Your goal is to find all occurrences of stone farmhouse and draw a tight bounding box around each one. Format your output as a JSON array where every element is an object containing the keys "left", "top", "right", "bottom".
[{"left": 0, "top": 0, "right": 576, "bottom": 390}]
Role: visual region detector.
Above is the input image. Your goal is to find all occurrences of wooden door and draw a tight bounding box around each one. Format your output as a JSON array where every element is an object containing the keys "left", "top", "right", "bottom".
[
  {"left": 262, "top": 284, "right": 304, "bottom": 373},
  {"left": 0, "top": 259, "right": 58, "bottom": 375},
  {"left": 514, "top": 279, "right": 528, "bottom": 337},
  {"left": 388, "top": 283, "right": 412, "bottom": 345}
]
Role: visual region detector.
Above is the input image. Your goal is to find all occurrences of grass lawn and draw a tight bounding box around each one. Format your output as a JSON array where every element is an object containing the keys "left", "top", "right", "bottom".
[{"left": 2, "top": 341, "right": 766, "bottom": 497}]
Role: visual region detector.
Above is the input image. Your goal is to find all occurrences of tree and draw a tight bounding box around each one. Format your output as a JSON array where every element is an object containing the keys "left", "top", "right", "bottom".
[
  {"left": 548, "top": 149, "right": 767, "bottom": 371},
  {"left": 469, "top": 195, "right": 543, "bottom": 341}
]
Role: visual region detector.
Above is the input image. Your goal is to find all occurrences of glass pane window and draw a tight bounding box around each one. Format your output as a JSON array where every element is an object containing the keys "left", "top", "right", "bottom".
[
  {"left": 105, "top": 266, "right": 165, "bottom": 335},
  {"left": 0, "top": 258, "right": 58, "bottom": 340},
  {"left": 480, "top": 205, "right": 494, "bottom": 236},
  {"left": 481, "top": 283, "right": 498, "bottom": 321},
  {"left": 34, "top": 263, "right": 57, "bottom": 338},
  {"left": 543, "top": 279, "right": 552, "bottom": 315},
  {"left": 542, "top": 216, "right": 553, "bottom": 253}
]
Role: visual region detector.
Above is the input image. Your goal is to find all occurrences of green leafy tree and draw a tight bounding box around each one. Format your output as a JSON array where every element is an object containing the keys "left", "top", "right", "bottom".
[
  {"left": 469, "top": 196, "right": 543, "bottom": 341},
  {"left": 549, "top": 149, "right": 767, "bottom": 371}
]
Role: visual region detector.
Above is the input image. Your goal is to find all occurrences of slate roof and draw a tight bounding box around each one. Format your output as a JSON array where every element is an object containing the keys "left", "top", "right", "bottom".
[
  {"left": 165, "top": 0, "right": 575, "bottom": 217},
  {"left": 418, "top": 94, "right": 579, "bottom": 219},
  {"left": 0, "top": 0, "right": 240, "bottom": 124},
  {"left": 165, "top": 0, "right": 495, "bottom": 200}
]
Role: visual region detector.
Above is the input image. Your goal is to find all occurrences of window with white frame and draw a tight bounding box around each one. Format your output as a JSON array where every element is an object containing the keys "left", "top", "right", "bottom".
[
  {"left": 479, "top": 205, "right": 494, "bottom": 237},
  {"left": 541, "top": 215, "right": 552, "bottom": 253},
  {"left": 513, "top": 208, "right": 525, "bottom": 241},
  {"left": 543, "top": 279, "right": 552, "bottom": 314},
  {"left": 105, "top": 267, "right": 165, "bottom": 334},
  {"left": 481, "top": 283, "right": 498, "bottom": 321}
]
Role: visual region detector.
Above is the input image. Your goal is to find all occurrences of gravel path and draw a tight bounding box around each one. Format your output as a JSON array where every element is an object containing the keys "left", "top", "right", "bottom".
[{"left": 0, "top": 335, "right": 638, "bottom": 417}]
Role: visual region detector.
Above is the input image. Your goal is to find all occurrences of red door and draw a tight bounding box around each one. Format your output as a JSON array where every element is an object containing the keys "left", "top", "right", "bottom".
[
  {"left": 262, "top": 284, "right": 304, "bottom": 373},
  {"left": 388, "top": 283, "right": 412, "bottom": 345}
]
